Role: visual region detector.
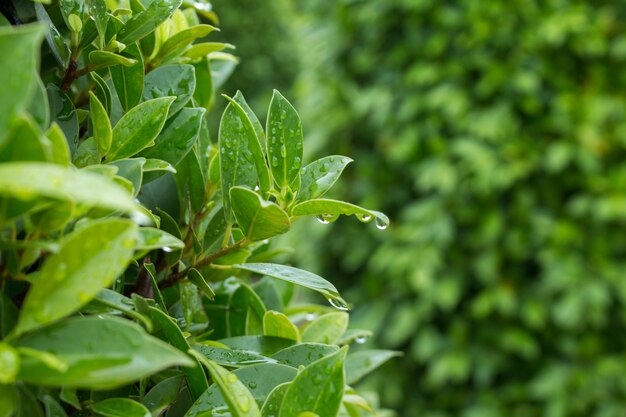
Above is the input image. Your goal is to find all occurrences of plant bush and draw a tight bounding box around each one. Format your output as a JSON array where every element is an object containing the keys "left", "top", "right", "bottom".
[
  {"left": 276, "top": 1, "right": 626, "bottom": 416},
  {"left": 0, "top": 1, "right": 394, "bottom": 416}
]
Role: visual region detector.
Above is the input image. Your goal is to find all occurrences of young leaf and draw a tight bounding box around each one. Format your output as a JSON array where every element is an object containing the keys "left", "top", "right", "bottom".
[
  {"left": 271, "top": 344, "right": 339, "bottom": 368},
  {"left": 15, "top": 316, "right": 195, "bottom": 388},
  {"left": 135, "top": 227, "right": 185, "bottom": 251},
  {"left": 107, "top": 97, "right": 175, "bottom": 161},
  {"left": 233, "top": 91, "right": 266, "bottom": 152},
  {"left": 291, "top": 199, "right": 389, "bottom": 230},
  {"left": 230, "top": 186, "right": 290, "bottom": 242},
  {"left": 89, "top": 92, "right": 112, "bottom": 157},
  {"left": 266, "top": 90, "right": 303, "bottom": 191},
  {"left": 91, "top": 71, "right": 112, "bottom": 114},
  {"left": 14, "top": 219, "right": 138, "bottom": 336},
  {"left": 345, "top": 350, "right": 402, "bottom": 385},
  {"left": 301, "top": 312, "right": 349, "bottom": 345},
  {"left": 185, "top": 42, "right": 235, "bottom": 59},
  {"left": 279, "top": 346, "right": 348, "bottom": 417},
  {"left": 263, "top": 311, "right": 299, "bottom": 342},
  {"left": 86, "top": 0, "right": 108, "bottom": 46},
  {"left": 45, "top": 123, "right": 71, "bottom": 166},
  {"left": 110, "top": 42, "right": 144, "bottom": 112},
  {"left": 143, "top": 64, "right": 196, "bottom": 117},
  {"left": 89, "top": 50, "right": 138, "bottom": 67},
  {"left": 0, "top": 343, "right": 18, "bottom": 383},
  {"left": 233, "top": 263, "right": 349, "bottom": 311},
  {"left": 91, "top": 398, "right": 150, "bottom": 417},
  {"left": 153, "top": 24, "right": 218, "bottom": 63},
  {"left": 199, "top": 360, "right": 262, "bottom": 417},
  {"left": 298, "top": 156, "right": 353, "bottom": 201},
  {"left": 117, "top": 0, "right": 183, "bottom": 44}
]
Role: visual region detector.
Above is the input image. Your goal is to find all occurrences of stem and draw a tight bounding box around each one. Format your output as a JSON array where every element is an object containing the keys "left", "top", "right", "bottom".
[
  {"left": 158, "top": 238, "right": 247, "bottom": 289},
  {"left": 60, "top": 59, "right": 78, "bottom": 92}
]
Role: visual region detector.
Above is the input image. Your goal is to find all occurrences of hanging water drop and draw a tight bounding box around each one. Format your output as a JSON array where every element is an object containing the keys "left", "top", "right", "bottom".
[
  {"left": 316, "top": 215, "right": 330, "bottom": 225},
  {"left": 356, "top": 213, "right": 372, "bottom": 223},
  {"left": 375, "top": 217, "right": 389, "bottom": 230},
  {"left": 161, "top": 246, "right": 173, "bottom": 253},
  {"left": 305, "top": 313, "right": 317, "bottom": 321},
  {"left": 327, "top": 297, "right": 349, "bottom": 311},
  {"left": 355, "top": 336, "right": 368, "bottom": 344}
]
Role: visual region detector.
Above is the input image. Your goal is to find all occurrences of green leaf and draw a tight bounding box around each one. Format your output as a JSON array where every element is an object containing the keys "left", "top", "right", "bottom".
[
  {"left": 15, "top": 316, "right": 194, "bottom": 388},
  {"left": 279, "top": 346, "right": 348, "bottom": 417},
  {"left": 0, "top": 24, "right": 45, "bottom": 144},
  {"left": 143, "top": 158, "right": 176, "bottom": 173},
  {"left": 230, "top": 187, "right": 290, "bottom": 242},
  {"left": 0, "top": 163, "right": 140, "bottom": 214},
  {"left": 149, "top": 307, "right": 208, "bottom": 400},
  {"left": 192, "top": 345, "right": 275, "bottom": 368},
  {"left": 228, "top": 283, "right": 267, "bottom": 337},
  {"left": 143, "top": 64, "right": 196, "bottom": 117},
  {"left": 185, "top": 42, "right": 235, "bottom": 59},
  {"left": 42, "top": 395, "right": 68, "bottom": 417},
  {"left": 345, "top": 350, "right": 402, "bottom": 385},
  {"left": 135, "top": 227, "right": 185, "bottom": 251},
  {"left": 118, "top": 0, "right": 182, "bottom": 44},
  {"left": 110, "top": 42, "right": 144, "bottom": 112},
  {"left": 0, "top": 115, "right": 47, "bottom": 163},
  {"left": 73, "top": 137, "right": 100, "bottom": 167},
  {"left": 219, "top": 336, "right": 295, "bottom": 356},
  {"left": 107, "top": 97, "right": 175, "bottom": 161},
  {"left": 266, "top": 90, "right": 303, "bottom": 191},
  {"left": 142, "top": 376, "right": 184, "bottom": 416},
  {"left": 89, "top": 92, "right": 112, "bottom": 157},
  {"left": 291, "top": 199, "right": 389, "bottom": 230},
  {"left": 191, "top": 57, "right": 213, "bottom": 110},
  {"left": 219, "top": 99, "right": 271, "bottom": 221},
  {"left": 91, "top": 398, "right": 151, "bottom": 417},
  {"left": 27, "top": 73, "right": 50, "bottom": 130},
  {"left": 271, "top": 344, "right": 339, "bottom": 368},
  {"left": 154, "top": 24, "right": 217, "bottom": 63},
  {"left": 47, "top": 85, "right": 78, "bottom": 150},
  {"left": 89, "top": 50, "right": 138, "bottom": 67},
  {"left": 188, "top": 268, "right": 216, "bottom": 300},
  {"left": 337, "top": 329, "right": 373, "bottom": 346},
  {"left": 14, "top": 219, "right": 137, "bottom": 336},
  {"left": 263, "top": 311, "right": 299, "bottom": 342},
  {"left": 301, "top": 312, "right": 349, "bottom": 345},
  {"left": 35, "top": 3, "right": 70, "bottom": 67},
  {"left": 45, "top": 123, "right": 71, "bottom": 166},
  {"left": 91, "top": 72, "right": 112, "bottom": 115},
  {"left": 261, "top": 382, "right": 290, "bottom": 417},
  {"left": 140, "top": 107, "right": 205, "bottom": 181},
  {"left": 109, "top": 157, "right": 146, "bottom": 195},
  {"left": 0, "top": 343, "right": 19, "bottom": 383},
  {"left": 298, "top": 156, "right": 352, "bottom": 201},
  {"left": 86, "top": 0, "right": 108, "bottom": 46},
  {"left": 233, "top": 263, "right": 349, "bottom": 311},
  {"left": 0, "top": 384, "right": 17, "bottom": 417}
]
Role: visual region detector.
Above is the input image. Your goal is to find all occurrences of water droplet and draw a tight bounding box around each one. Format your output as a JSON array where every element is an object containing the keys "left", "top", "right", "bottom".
[
  {"left": 254, "top": 185, "right": 260, "bottom": 191},
  {"left": 161, "top": 246, "right": 173, "bottom": 252},
  {"left": 356, "top": 213, "right": 372, "bottom": 223},
  {"left": 355, "top": 336, "right": 368, "bottom": 344},
  {"left": 305, "top": 313, "right": 316, "bottom": 321},
  {"left": 322, "top": 213, "right": 339, "bottom": 223},
  {"left": 239, "top": 396, "right": 251, "bottom": 412},
  {"left": 280, "top": 145, "right": 287, "bottom": 158},
  {"left": 227, "top": 373, "right": 238, "bottom": 383},
  {"left": 316, "top": 215, "right": 330, "bottom": 225},
  {"left": 248, "top": 381, "right": 257, "bottom": 389},
  {"left": 327, "top": 297, "right": 350, "bottom": 311},
  {"left": 272, "top": 156, "right": 278, "bottom": 167},
  {"left": 375, "top": 217, "right": 389, "bottom": 230}
]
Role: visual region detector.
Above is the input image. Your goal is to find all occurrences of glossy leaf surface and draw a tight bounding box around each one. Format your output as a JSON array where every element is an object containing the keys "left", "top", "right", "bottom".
[
  {"left": 230, "top": 187, "right": 290, "bottom": 242},
  {"left": 266, "top": 90, "right": 302, "bottom": 190}
]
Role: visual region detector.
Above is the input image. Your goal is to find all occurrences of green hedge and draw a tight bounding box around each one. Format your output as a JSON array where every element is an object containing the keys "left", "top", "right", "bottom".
[{"left": 279, "top": 1, "right": 626, "bottom": 416}]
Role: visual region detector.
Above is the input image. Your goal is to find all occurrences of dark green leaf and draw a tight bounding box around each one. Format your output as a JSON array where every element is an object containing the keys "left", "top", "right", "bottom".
[
  {"left": 15, "top": 219, "right": 138, "bottom": 336},
  {"left": 271, "top": 344, "right": 339, "bottom": 368},
  {"left": 107, "top": 97, "right": 175, "bottom": 161},
  {"left": 260, "top": 383, "right": 289, "bottom": 417},
  {"left": 73, "top": 137, "right": 100, "bottom": 167},
  {"left": 15, "top": 316, "right": 195, "bottom": 388},
  {"left": 192, "top": 345, "right": 275, "bottom": 368},
  {"left": 135, "top": 226, "right": 185, "bottom": 251},
  {"left": 91, "top": 398, "right": 150, "bottom": 417},
  {"left": 86, "top": 0, "right": 108, "bottom": 46},
  {"left": 230, "top": 187, "right": 290, "bottom": 242},
  {"left": 219, "top": 336, "right": 295, "bottom": 356},
  {"left": 188, "top": 268, "right": 216, "bottom": 300},
  {"left": 42, "top": 395, "right": 68, "bottom": 417},
  {"left": 118, "top": 0, "right": 182, "bottom": 44},
  {"left": 233, "top": 263, "right": 349, "bottom": 311},
  {"left": 142, "top": 376, "right": 184, "bottom": 416},
  {"left": 91, "top": 72, "right": 112, "bottom": 115},
  {"left": 266, "top": 90, "right": 302, "bottom": 191},
  {"left": 0, "top": 384, "right": 17, "bottom": 417},
  {"left": 279, "top": 346, "right": 348, "bottom": 417},
  {"left": 109, "top": 157, "right": 146, "bottom": 195},
  {"left": 110, "top": 42, "right": 144, "bottom": 112},
  {"left": 345, "top": 350, "right": 402, "bottom": 385},
  {"left": 47, "top": 85, "right": 79, "bottom": 150},
  {"left": 191, "top": 57, "right": 213, "bottom": 110},
  {"left": 35, "top": 3, "right": 70, "bottom": 67},
  {"left": 27, "top": 73, "right": 50, "bottom": 130},
  {"left": 143, "top": 64, "right": 196, "bottom": 117}
]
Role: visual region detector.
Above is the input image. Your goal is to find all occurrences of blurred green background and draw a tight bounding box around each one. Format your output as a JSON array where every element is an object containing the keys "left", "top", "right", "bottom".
[{"left": 214, "top": 0, "right": 626, "bottom": 416}]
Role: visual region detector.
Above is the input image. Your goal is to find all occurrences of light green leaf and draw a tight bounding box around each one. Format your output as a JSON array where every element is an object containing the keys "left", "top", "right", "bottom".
[
  {"left": 42, "top": 395, "right": 69, "bottom": 417},
  {"left": 0, "top": 343, "right": 19, "bottom": 383},
  {"left": 271, "top": 344, "right": 339, "bottom": 369},
  {"left": 91, "top": 398, "right": 150, "bottom": 417},
  {"left": 154, "top": 24, "right": 217, "bottom": 63},
  {"left": 45, "top": 123, "right": 71, "bottom": 166},
  {"left": 263, "top": 311, "right": 299, "bottom": 342},
  {"left": 118, "top": 0, "right": 182, "bottom": 44},
  {"left": 266, "top": 90, "right": 303, "bottom": 192},
  {"left": 14, "top": 219, "right": 137, "bottom": 336},
  {"left": 89, "top": 50, "right": 137, "bottom": 67},
  {"left": 230, "top": 187, "right": 290, "bottom": 242},
  {"left": 143, "top": 158, "right": 176, "bottom": 173},
  {"left": 0, "top": 162, "right": 141, "bottom": 215},
  {"left": 188, "top": 268, "right": 216, "bottom": 300},
  {"left": 15, "top": 316, "right": 194, "bottom": 388},
  {"left": 86, "top": 0, "right": 108, "bottom": 46},
  {"left": 143, "top": 64, "right": 195, "bottom": 117},
  {"left": 91, "top": 71, "right": 112, "bottom": 114},
  {"left": 261, "top": 382, "right": 289, "bottom": 417},
  {"left": 233, "top": 91, "right": 266, "bottom": 150},
  {"left": 337, "top": 329, "right": 373, "bottom": 346},
  {"left": 135, "top": 227, "right": 185, "bottom": 251},
  {"left": 192, "top": 345, "right": 275, "bottom": 368},
  {"left": 0, "top": 24, "right": 45, "bottom": 145},
  {"left": 89, "top": 92, "right": 112, "bottom": 157},
  {"left": 301, "top": 312, "right": 349, "bottom": 345},
  {"left": 233, "top": 263, "right": 349, "bottom": 311},
  {"left": 184, "top": 42, "right": 235, "bottom": 59},
  {"left": 107, "top": 97, "right": 175, "bottom": 161},
  {"left": 219, "top": 336, "right": 295, "bottom": 356},
  {"left": 0, "top": 115, "right": 47, "bottom": 163},
  {"left": 298, "top": 156, "right": 352, "bottom": 201},
  {"left": 142, "top": 376, "right": 184, "bottom": 416},
  {"left": 345, "top": 350, "right": 402, "bottom": 385},
  {"left": 110, "top": 42, "right": 144, "bottom": 112},
  {"left": 291, "top": 199, "right": 389, "bottom": 230},
  {"left": 279, "top": 346, "right": 348, "bottom": 417}
]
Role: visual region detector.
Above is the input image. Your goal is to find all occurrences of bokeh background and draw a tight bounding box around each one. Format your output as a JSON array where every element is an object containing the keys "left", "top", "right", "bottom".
[{"left": 213, "top": 1, "right": 626, "bottom": 416}]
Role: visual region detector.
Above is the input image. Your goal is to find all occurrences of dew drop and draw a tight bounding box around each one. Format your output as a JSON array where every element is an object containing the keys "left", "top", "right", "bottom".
[
  {"left": 280, "top": 145, "right": 287, "bottom": 158},
  {"left": 316, "top": 215, "right": 330, "bottom": 225},
  {"left": 248, "top": 381, "right": 257, "bottom": 389},
  {"left": 161, "top": 246, "right": 173, "bottom": 252},
  {"left": 305, "top": 313, "right": 316, "bottom": 321},
  {"left": 356, "top": 213, "right": 372, "bottom": 223},
  {"left": 355, "top": 336, "right": 368, "bottom": 344},
  {"left": 375, "top": 217, "right": 389, "bottom": 230},
  {"left": 327, "top": 297, "right": 349, "bottom": 311}
]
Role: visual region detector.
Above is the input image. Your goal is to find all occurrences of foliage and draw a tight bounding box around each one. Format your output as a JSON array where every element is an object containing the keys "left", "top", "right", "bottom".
[
  {"left": 269, "top": 1, "right": 626, "bottom": 416},
  {"left": 0, "top": 1, "right": 393, "bottom": 416}
]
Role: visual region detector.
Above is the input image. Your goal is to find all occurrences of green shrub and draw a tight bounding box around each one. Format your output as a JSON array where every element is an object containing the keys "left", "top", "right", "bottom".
[
  {"left": 0, "top": 1, "right": 393, "bottom": 416},
  {"left": 283, "top": 1, "right": 626, "bottom": 416}
]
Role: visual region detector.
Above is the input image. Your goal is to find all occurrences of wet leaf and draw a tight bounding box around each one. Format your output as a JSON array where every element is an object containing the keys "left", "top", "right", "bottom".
[
  {"left": 89, "top": 50, "right": 138, "bottom": 67},
  {"left": 89, "top": 92, "right": 112, "bottom": 158},
  {"left": 298, "top": 156, "right": 352, "bottom": 201},
  {"left": 291, "top": 199, "right": 389, "bottom": 230},
  {"left": 301, "top": 312, "right": 349, "bottom": 345},
  {"left": 345, "top": 350, "right": 401, "bottom": 385},
  {"left": 192, "top": 345, "right": 275, "bottom": 368},
  {"left": 118, "top": 0, "right": 182, "bottom": 44},
  {"left": 230, "top": 187, "right": 290, "bottom": 242},
  {"left": 263, "top": 311, "right": 299, "bottom": 342},
  {"left": 110, "top": 42, "right": 144, "bottom": 112},
  {"left": 91, "top": 398, "right": 150, "bottom": 417},
  {"left": 271, "top": 344, "right": 339, "bottom": 369},
  {"left": 143, "top": 64, "right": 195, "bottom": 117}
]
